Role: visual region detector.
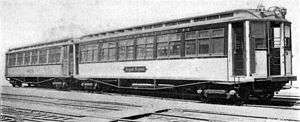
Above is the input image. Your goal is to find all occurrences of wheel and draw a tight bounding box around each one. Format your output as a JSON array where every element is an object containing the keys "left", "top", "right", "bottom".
[
  {"left": 12, "top": 84, "right": 16, "bottom": 87},
  {"left": 258, "top": 92, "right": 274, "bottom": 104},
  {"left": 239, "top": 88, "right": 250, "bottom": 104},
  {"left": 201, "top": 96, "right": 209, "bottom": 103},
  {"left": 17, "top": 82, "right": 22, "bottom": 87}
]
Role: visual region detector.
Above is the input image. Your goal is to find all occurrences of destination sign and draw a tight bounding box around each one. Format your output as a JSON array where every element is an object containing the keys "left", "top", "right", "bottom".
[{"left": 123, "top": 66, "right": 147, "bottom": 73}]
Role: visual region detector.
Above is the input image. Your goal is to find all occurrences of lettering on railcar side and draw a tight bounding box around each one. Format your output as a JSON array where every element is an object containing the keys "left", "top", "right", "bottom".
[{"left": 123, "top": 66, "right": 147, "bottom": 73}]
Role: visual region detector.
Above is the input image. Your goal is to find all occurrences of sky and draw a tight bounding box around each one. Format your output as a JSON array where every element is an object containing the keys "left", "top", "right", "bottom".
[{"left": 0, "top": 0, "right": 299, "bottom": 86}]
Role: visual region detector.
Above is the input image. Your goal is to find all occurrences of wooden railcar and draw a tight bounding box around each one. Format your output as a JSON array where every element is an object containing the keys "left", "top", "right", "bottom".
[
  {"left": 5, "top": 7, "right": 297, "bottom": 103},
  {"left": 5, "top": 38, "right": 74, "bottom": 88}
]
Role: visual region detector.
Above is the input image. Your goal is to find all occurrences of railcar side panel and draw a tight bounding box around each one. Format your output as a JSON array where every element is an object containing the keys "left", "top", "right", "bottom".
[
  {"left": 76, "top": 58, "right": 228, "bottom": 81},
  {"left": 6, "top": 65, "right": 63, "bottom": 77}
]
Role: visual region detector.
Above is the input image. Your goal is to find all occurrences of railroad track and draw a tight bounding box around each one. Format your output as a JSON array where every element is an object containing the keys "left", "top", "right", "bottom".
[
  {"left": 1, "top": 105, "right": 86, "bottom": 122},
  {"left": 113, "top": 107, "right": 300, "bottom": 122},
  {"left": 98, "top": 91, "right": 300, "bottom": 110},
  {"left": 1, "top": 93, "right": 141, "bottom": 112},
  {"left": 2, "top": 88, "right": 300, "bottom": 122},
  {"left": 11, "top": 86, "right": 300, "bottom": 110},
  {"left": 1, "top": 93, "right": 144, "bottom": 122},
  {"left": 19, "top": 86, "right": 300, "bottom": 109}
]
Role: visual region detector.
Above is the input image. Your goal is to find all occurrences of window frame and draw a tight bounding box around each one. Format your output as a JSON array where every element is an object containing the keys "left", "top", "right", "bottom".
[
  {"left": 48, "top": 47, "right": 62, "bottom": 64},
  {"left": 38, "top": 49, "right": 48, "bottom": 64},
  {"left": 8, "top": 53, "right": 16, "bottom": 67},
  {"left": 99, "top": 41, "right": 117, "bottom": 62},
  {"left": 210, "top": 28, "right": 225, "bottom": 55},
  {"left": 284, "top": 24, "right": 292, "bottom": 50},
  {"left": 185, "top": 31, "right": 198, "bottom": 57},
  {"left": 79, "top": 43, "right": 99, "bottom": 63},
  {"left": 16, "top": 52, "right": 24, "bottom": 66},
  {"left": 118, "top": 39, "right": 135, "bottom": 61},
  {"left": 31, "top": 50, "right": 38, "bottom": 65},
  {"left": 196, "top": 28, "right": 225, "bottom": 56},
  {"left": 157, "top": 33, "right": 182, "bottom": 58},
  {"left": 24, "top": 51, "right": 31, "bottom": 65}
]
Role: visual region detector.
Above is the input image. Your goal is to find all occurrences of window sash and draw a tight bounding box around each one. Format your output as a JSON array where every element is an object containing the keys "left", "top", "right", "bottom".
[
  {"left": 212, "top": 37, "right": 224, "bottom": 54},
  {"left": 169, "top": 41, "right": 181, "bottom": 56},
  {"left": 8, "top": 54, "right": 16, "bottom": 66},
  {"left": 101, "top": 48, "right": 109, "bottom": 61},
  {"left": 185, "top": 40, "right": 197, "bottom": 56},
  {"left": 119, "top": 46, "right": 126, "bottom": 60},
  {"left": 198, "top": 39, "right": 210, "bottom": 55},
  {"left": 169, "top": 33, "right": 182, "bottom": 41},
  {"left": 211, "top": 28, "right": 224, "bottom": 37},
  {"left": 254, "top": 38, "right": 267, "bottom": 49},
  {"left": 126, "top": 46, "right": 134, "bottom": 60},
  {"left": 137, "top": 36, "right": 154, "bottom": 45},
  {"left": 198, "top": 30, "right": 210, "bottom": 39},
  {"left": 24, "top": 52, "right": 31, "bottom": 65},
  {"left": 108, "top": 48, "right": 116, "bottom": 61},
  {"left": 185, "top": 31, "right": 197, "bottom": 40},
  {"left": 80, "top": 44, "right": 98, "bottom": 63},
  {"left": 16, "top": 53, "right": 24, "bottom": 65},
  {"left": 48, "top": 47, "right": 61, "bottom": 63},
  {"left": 145, "top": 44, "right": 153, "bottom": 59},
  {"left": 157, "top": 34, "right": 169, "bottom": 42},
  {"left": 39, "top": 50, "right": 47, "bottom": 64},
  {"left": 157, "top": 42, "right": 168, "bottom": 57},
  {"left": 31, "top": 50, "right": 38, "bottom": 65},
  {"left": 136, "top": 45, "right": 146, "bottom": 59}
]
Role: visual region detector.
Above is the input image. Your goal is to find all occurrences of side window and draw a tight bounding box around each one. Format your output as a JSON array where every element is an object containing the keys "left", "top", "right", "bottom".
[
  {"left": 118, "top": 39, "right": 135, "bottom": 60},
  {"left": 251, "top": 22, "right": 266, "bottom": 49},
  {"left": 198, "top": 30, "right": 210, "bottom": 55},
  {"left": 39, "top": 49, "right": 47, "bottom": 64},
  {"left": 90, "top": 44, "right": 99, "bottom": 62},
  {"left": 157, "top": 33, "right": 181, "bottom": 58},
  {"left": 157, "top": 34, "right": 169, "bottom": 58},
  {"left": 80, "top": 45, "right": 87, "bottom": 63},
  {"left": 198, "top": 39, "right": 210, "bottom": 54},
  {"left": 48, "top": 47, "right": 61, "bottom": 64},
  {"left": 31, "top": 50, "right": 38, "bottom": 65},
  {"left": 126, "top": 39, "right": 135, "bottom": 60},
  {"left": 8, "top": 53, "right": 16, "bottom": 67},
  {"left": 24, "top": 51, "right": 31, "bottom": 65},
  {"left": 284, "top": 25, "right": 291, "bottom": 50},
  {"left": 80, "top": 43, "right": 98, "bottom": 63},
  {"left": 100, "top": 42, "right": 109, "bottom": 61},
  {"left": 145, "top": 37, "right": 154, "bottom": 59},
  {"left": 136, "top": 37, "right": 147, "bottom": 59},
  {"left": 108, "top": 42, "right": 116, "bottom": 61},
  {"left": 197, "top": 28, "right": 225, "bottom": 55},
  {"left": 16, "top": 52, "right": 24, "bottom": 65},
  {"left": 169, "top": 33, "right": 181, "bottom": 57},
  {"left": 137, "top": 36, "right": 154, "bottom": 59},
  {"left": 118, "top": 40, "right": 127, "bottom": 60},
  {"left": 211, "top": 28, "right": 225, "bottom": 54},
  {"left": 185, "top": 31, "right": 197, "bottom": 56},
  {"left": 273, "top": 27, "right": 281, "bottom": 48}
]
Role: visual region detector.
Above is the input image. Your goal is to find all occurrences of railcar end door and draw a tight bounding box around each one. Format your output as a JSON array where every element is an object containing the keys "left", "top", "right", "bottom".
[
  {"left": 250, "top": 21, "right": 267, "bottom": 76},
  {"left": 232, "top": 22, "right": 246, "bottom": 76},
  {"left": 62, "top": 45, "right": 74, "bottom": 76}
]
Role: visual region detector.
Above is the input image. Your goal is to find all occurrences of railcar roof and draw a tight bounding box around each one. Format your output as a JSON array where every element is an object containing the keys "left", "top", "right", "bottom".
[
  {"left": 7, "top": 8, "right": 289, "bottom": 52},
  {"left": 77, "top": 8, "right": 289, "bottom": 43},
  {"left": 7, "top": 38, "right": 72, "bottom": 52}
]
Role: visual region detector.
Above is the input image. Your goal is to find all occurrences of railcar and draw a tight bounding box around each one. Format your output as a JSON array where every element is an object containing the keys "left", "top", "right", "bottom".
[
  {"left": 5, "top": 38, "right": 74, "bottom": 88},
  {"left": 5, "top": 7, "right": 297, "bottom": 103}
]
